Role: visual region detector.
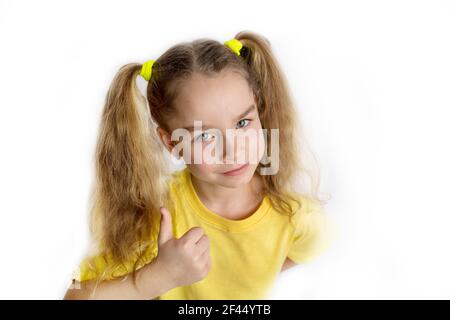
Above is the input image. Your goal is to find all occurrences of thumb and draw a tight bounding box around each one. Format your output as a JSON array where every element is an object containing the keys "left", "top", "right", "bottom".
[{"left": 158, "top": 206, "right": 174, "bottom": 245}]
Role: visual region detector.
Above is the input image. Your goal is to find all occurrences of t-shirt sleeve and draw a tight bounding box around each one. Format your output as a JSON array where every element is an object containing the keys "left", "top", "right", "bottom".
[
  {"left": 71, "top": 242, "right": 158, "bottom": 283},
  {"left": 71, "top": 252, "right": 124, "bottom": 283},
  {"left": 287, "top": 197, "right": 335, "bottom": 264}
]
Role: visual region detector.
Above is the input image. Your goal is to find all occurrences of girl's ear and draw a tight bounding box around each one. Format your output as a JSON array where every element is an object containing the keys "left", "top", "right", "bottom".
[
  {"left": 156, "top": 127, "right": 174, "bottom": 152},
  {"left": 156, "top": 126, "right": 182, "bottom": 159}
]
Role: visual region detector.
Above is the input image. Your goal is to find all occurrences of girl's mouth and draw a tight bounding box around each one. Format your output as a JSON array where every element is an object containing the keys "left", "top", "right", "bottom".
[{"left": 221, "top": 163, "right": 249, "bottom": 176}]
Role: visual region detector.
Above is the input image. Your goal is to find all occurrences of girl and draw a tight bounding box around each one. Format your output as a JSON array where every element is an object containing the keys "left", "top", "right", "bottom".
[{"left": 64, "top": 30, "right": 335, "bottom": 300}]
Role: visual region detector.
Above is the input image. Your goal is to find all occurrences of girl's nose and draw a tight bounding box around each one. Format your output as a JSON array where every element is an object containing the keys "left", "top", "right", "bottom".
[{"left": 221, "top": 132, "right": 246, "bottom": 164}]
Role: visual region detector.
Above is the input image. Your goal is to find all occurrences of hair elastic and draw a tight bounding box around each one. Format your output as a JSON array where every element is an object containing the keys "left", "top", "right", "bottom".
[
  {"left": 140, "top": 59, "right": 155, "bottom": 81},
  {"left": 224, "top": 38, "right": 243, "bottom": 56}
]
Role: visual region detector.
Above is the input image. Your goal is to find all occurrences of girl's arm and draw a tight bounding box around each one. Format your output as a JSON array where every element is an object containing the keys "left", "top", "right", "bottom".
[
  {"left": 64, "top": 207, "right": 211, "bottom": 300},
  {"left": 280, "top": 257, "right": 297, "bottom": 272},
  {"left": 63, "top": 258, "right": 174, "bottom": 300}
]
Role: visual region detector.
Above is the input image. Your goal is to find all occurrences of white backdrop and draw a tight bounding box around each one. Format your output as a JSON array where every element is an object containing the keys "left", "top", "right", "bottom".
[{"left": 0, "top": 0, "right": 449, "bottom": 299}]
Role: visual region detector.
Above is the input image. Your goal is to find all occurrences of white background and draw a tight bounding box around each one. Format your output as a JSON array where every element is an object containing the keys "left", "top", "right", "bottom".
[{"left": 1, "top": 0, "right": 449, "bottom": 299}]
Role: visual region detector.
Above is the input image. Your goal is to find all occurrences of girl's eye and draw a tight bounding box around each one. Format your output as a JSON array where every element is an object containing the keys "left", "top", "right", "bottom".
[
  {"left": 236, "top": 119, "right": 251, "bottom": 129},
  {"left": 195, "top": 132, "right": 214, "bottom": 142}
]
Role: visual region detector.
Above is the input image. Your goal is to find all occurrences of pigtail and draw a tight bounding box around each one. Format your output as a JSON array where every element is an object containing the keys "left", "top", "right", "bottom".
[
  {"left": 85, "top": 63, "right": 169, "bottom": 289},
  {"left": 235, "top": 31, "right": 323, "bottom": 216}
]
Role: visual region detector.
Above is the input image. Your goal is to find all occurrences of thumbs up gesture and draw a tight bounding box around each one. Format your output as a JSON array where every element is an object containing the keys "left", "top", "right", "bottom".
[{"left": 154, "top": 206, "right": 211, "bottom": 288}]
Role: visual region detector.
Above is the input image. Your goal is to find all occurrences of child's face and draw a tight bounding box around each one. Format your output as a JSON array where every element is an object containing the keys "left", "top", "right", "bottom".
[{"left": 158, "top": 69, "right": 266, "bottom": 188}]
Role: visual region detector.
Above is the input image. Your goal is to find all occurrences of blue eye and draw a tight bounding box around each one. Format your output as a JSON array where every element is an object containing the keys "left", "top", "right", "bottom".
[
  {"left": 236, "top": 119, "right": 251, "bottom": 129},
  {"left": 195, "top": 132, "right": 214, "bottom": 142}
]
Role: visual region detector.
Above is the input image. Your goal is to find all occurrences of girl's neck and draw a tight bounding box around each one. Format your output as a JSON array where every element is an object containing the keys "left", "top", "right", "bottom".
[{"left": 190, "top": 171, "right": 265, "bottom": 220}]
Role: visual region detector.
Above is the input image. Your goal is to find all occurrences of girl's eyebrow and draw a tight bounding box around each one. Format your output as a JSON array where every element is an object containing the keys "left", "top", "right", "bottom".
[
  {"left": 182, "top": 124, "right": 214, "bottom": 131},
  {"left": 233, "top": 104, "right": 256, "bottom": 122},
  {"left": 181, "top": 104, "right": 256, "bottom": 131}
]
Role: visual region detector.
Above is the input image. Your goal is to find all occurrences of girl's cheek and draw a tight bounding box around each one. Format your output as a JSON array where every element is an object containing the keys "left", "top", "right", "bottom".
[
  {"left": 244, "top": 129, "right": 265, "bottom": 165},
  {"left": 253, "top": 121, "right": 266, "bottom": 164},
  {"left": 185, "top": 142, "right": 218, "bottom": 169},
  {"left": 179, "top": 141, "right": 207, "bottom": 164},
  {"left": 256, "top": 128, "right": 266, "bottom": 164},
  {"left": 236, "top": 123, "right": 266, "bottom": 165},
  {"left": 187, "top": 163, "right": 215, "bottom": 177}
]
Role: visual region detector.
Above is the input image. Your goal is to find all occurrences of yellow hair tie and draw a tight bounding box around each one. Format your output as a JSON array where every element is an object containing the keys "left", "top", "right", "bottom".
[
  {"left": 224, "top": 38, "right": 243, "bottom": 56},
  {"left": 140, "top": 59, "right": 155, "bottom": 81}
]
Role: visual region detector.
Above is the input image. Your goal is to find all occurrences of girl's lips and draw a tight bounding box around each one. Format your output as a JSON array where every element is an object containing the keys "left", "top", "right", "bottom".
[{"left": 222, "top": 163, "right": 249, "bottom": 176}]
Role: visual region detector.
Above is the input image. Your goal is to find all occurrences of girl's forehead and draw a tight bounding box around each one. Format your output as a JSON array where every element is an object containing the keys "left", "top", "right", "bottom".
[{"left": 170, "top": 71, "right": 257, "bottom": 130}]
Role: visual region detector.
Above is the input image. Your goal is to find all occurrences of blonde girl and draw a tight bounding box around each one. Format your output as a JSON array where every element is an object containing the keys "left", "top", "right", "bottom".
[{"left": 64, "top": 30, "right": 334, "bottom": 300}]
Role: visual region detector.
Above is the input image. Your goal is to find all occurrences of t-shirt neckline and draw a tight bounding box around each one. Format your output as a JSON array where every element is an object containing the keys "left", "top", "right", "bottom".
[{"left": 182, "top": 168, "right": 271, "bottom": 232}]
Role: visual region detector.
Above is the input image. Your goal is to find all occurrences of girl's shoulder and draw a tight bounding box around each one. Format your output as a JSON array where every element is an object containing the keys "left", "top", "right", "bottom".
[
  {"left": 283, "top": 193, "right": 331, "bottom": 232},
  {"left": 166, "top": 167, "right": 189, "bottom": 189},
  {"left": 163, "top": 167, "right": 190, "bottom": 213},
  {"left": 284, "top": 192, "right": 324, "bottom": 216},
  {"left": 287, "top": 193, "right": 336, "bottom": 246}
]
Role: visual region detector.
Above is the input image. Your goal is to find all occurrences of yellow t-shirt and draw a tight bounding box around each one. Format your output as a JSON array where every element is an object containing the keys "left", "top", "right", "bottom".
[{"left": 72, "top": 168, "right": 334, "bottom": 299}]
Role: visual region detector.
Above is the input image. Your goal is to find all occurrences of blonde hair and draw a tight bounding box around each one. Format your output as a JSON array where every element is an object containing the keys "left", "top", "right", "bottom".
[{"left": 81, "top": 30, "right": 325, "bottom": 293}]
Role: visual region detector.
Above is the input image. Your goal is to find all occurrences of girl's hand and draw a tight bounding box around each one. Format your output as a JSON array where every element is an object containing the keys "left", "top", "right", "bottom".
[{"left": 154, "top": 206, "right": 211, "bottom": 288}]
